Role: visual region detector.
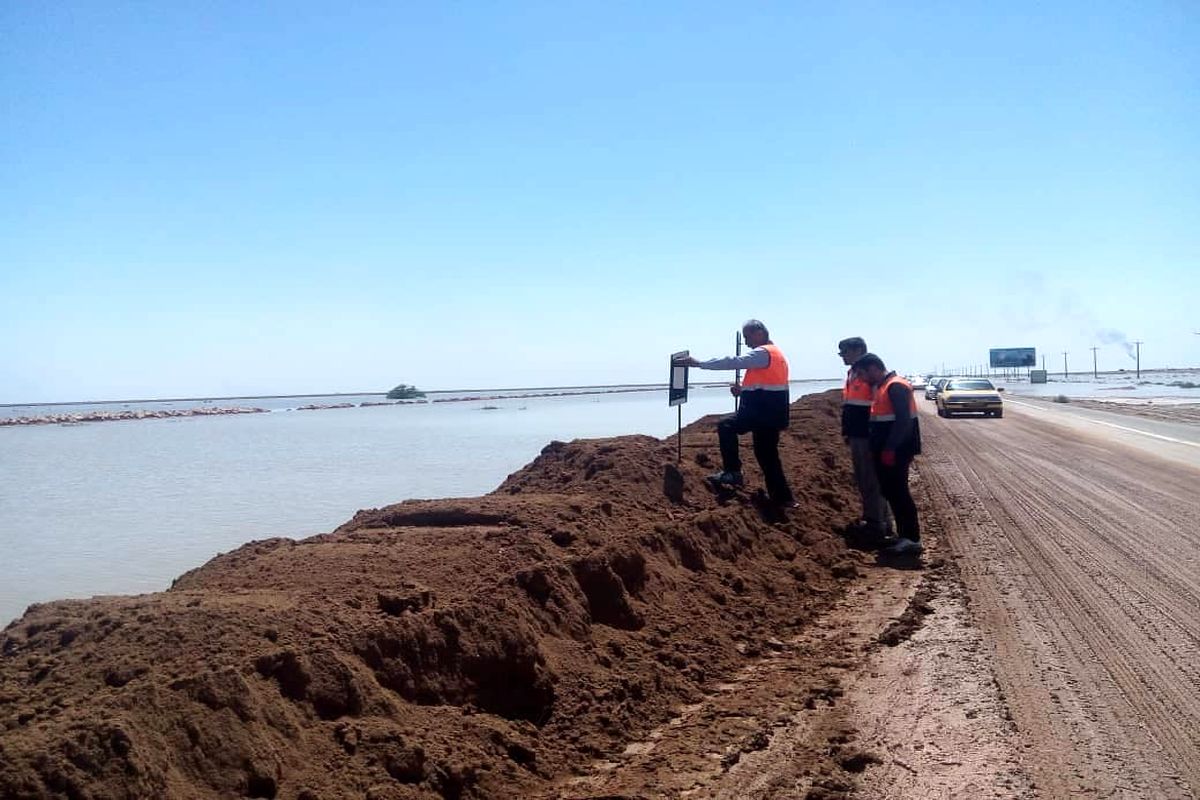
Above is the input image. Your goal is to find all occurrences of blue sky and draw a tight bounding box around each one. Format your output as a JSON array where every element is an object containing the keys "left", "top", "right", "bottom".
[{"left": 2, "top": 2, "right": 1197, "bottom": 402}]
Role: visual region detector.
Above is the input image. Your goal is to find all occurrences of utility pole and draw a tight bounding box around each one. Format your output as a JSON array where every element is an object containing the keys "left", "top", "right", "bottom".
[
  {"left": 1062, "top": 351, "right": 1069, "bottom": 380},
  {"left": 1041, "top": 355, "right": 1047, "bottom": 371},
  {"left": 1134, "top": 340, "right": 1143, "bottom": 379},
  {"left": 1090, "top": 346, "right": 1099, "bottom": 379}
]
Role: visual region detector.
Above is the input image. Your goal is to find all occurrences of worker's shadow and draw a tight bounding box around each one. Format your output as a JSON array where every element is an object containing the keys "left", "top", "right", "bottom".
[
  {"left": 873, "top": 551, "right": 924, "bottom": 571},
  {"left": 838, "top": 524, "right": 925, "bottom": 570},
  {"left": 705, "top": 484, "right": 791, "bottom": 524}
]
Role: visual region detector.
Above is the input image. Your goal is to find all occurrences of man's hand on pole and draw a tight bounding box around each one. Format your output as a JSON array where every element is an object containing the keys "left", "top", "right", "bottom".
[{"left": 729, "top": 383, "right": 742, "bottom": 397}]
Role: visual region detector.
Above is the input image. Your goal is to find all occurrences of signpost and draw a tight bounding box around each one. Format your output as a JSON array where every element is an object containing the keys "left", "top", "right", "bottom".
[{"left": 669, "top": 351, "right": 689, "bottom": 463}]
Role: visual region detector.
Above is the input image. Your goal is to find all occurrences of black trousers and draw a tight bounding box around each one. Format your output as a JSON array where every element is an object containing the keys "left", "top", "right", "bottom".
[
  {"left": 717, "top": 415, "right": 793, "bottom": 504},
  {"left": 874, "top": 454, "right": 920, "bottom": 541}
]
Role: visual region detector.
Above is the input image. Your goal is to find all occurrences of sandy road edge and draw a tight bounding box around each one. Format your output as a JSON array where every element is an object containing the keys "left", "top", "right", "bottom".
[{"left": 820, "top": 465, "right": 1035, "bottom": 800}]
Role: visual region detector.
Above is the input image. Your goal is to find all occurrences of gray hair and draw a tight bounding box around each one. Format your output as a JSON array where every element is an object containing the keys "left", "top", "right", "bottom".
[{"left": 742, "top": 319, "right": 769, "bottom": 338}]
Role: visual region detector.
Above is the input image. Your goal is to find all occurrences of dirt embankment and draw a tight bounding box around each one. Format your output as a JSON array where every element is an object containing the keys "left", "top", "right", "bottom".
[{"left": 0, "top": 391, "right": 863, "bottom": 800}]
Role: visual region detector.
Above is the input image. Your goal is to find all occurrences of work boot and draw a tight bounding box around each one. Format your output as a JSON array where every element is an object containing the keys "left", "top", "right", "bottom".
[
  {"left": 883, "top": 538, "right": 923, "bottom": 556},
  {"left": 706, "top": 470, "right": 744, "bottom": 487}
]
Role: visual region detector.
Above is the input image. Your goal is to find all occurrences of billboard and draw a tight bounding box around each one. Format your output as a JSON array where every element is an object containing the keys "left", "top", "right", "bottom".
[{"left": 990, "top": 347, "right": 1036, "bottom": 368}]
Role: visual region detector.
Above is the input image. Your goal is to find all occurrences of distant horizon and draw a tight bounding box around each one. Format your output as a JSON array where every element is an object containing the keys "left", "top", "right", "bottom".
[
  {"left": 0, "top": 377, "right": 841, "bottom": 408},
  {"left": 4, "top": 366, "right": 1197, "bottom": 408}
]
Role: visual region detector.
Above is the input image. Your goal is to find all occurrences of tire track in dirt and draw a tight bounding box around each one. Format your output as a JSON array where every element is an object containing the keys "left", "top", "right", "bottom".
[
  {"left": 551, "top": 559, "right": 920, "bottom": 799},
  {"left": 919, "top": 403, "right": 1200, "bottom": 798},
  {"left": 553, "top": 466, "right": 1033, "bottom": 799}
]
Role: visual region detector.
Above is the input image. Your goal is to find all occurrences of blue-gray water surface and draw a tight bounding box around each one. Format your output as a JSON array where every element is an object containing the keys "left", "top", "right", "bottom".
[{"left": 1, "top": 382, "right": 839, "bottom": 626}]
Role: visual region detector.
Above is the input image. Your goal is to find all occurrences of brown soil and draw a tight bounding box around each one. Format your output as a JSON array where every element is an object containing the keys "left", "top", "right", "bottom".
[
  {"left": 562, "top": 459, "right": 1032, "bottom": 800},
  {"left": 0, "top": 391, "right": 866, "bottom": 800}
]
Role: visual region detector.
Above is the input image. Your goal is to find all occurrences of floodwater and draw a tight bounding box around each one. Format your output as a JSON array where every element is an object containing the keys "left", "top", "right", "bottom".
[
  {"left": 1, "top": 382, "right": 838, "bottom": 626},
  {"left": 996, "top": 367, "right": 1200, "bottom": 400}
]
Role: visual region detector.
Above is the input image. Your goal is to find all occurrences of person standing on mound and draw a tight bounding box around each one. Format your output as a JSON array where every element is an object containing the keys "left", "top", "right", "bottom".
[{"left": 673, "top": 319, "right": 795, "bottom": 508}]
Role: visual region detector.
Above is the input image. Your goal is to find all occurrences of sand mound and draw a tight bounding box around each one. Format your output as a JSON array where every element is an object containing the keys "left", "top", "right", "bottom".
[{"left": 0, "top": 391, "right": 861, "bottom": 800}]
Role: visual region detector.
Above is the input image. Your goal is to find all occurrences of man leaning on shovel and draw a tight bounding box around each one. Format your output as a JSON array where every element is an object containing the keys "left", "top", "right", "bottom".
[{"left": 673, "top": 319, "right": 796, "bottom": 508}]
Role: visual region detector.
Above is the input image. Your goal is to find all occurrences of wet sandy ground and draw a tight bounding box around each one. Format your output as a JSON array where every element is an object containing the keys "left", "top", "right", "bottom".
[
  {"left": 556, "top": 398, "right": 1199, "bottom": 799},
  {"left": 917, "top": 401, "right": 1199, "bottom": 798}
]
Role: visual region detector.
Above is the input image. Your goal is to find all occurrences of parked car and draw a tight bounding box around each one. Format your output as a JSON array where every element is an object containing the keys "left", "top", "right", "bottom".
[
  {"left": 925, "top": 377, "right": 948, "bottom": 400},
  {"left": 936, "top": 378, "right": 1003, "bottom": 417}
]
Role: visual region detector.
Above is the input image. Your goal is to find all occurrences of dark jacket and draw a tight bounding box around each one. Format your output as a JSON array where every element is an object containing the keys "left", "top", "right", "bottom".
[{"left": 737, "top": 387, "right": 790, "bottom": 431}]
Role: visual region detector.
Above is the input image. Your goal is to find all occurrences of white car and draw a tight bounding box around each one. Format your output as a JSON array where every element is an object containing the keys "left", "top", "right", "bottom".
[{"left": 925, "top": 377, "right": 948, "bottom": 400}]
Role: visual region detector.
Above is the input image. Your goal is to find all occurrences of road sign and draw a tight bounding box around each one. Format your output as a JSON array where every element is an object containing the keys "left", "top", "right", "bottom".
[{"left": 669, "top": 351, "right": 689, "bottom": 407}]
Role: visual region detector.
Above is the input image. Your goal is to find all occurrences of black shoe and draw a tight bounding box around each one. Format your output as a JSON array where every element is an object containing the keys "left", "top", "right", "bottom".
[
  {"left": 706, "top": 470, "right": 744, "bottom": 487},
  {"left": 882, "top": 538, "right": 923, "bottom": 556}
]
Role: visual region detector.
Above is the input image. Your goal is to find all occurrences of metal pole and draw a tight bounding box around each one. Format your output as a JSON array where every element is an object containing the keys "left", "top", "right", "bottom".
[
  {"left": 734, "top": 331, "right": 742, "bottom": 412},
  {"left": 1090, "top": 346, "right": 1098, "bottom": 379},
  {"left": 1062, "top": 351, "right": 1069, "bottom": 380},
  {"left": 677, "top": 404, "right": 682, "bottom": 463},
  {"left": 1134, "top": 341, "right": 1143, "bottom": 379}
]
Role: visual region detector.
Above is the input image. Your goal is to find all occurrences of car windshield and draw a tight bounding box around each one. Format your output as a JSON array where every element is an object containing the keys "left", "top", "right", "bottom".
[{"left": 948, "top": 380, "right": 995, "bottom": 391}]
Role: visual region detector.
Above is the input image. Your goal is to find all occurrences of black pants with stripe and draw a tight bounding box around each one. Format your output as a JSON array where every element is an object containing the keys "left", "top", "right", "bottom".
[
  {"left": 874, "top": 454, "right": 920, "bottom": 541},
  {"left": 717, "top": 415, "right": 793, "bottom": 505}
]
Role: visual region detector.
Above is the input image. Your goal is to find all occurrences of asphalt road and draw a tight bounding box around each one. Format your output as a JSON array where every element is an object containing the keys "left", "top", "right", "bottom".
[
  {"left": 918, "top": 398, "right": 1200, "bottom": 798},
  {"left": 1002, "top": 395, "right": 1200, "bottom": 470}
]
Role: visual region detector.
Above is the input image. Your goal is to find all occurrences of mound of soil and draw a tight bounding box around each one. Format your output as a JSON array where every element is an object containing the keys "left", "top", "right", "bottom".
[{"left": 0, "top": 391, "right": 861, "bottom": 800}]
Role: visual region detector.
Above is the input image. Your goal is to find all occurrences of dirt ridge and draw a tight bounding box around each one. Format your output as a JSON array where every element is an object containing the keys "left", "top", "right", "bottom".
[{"left": 0, "top": 391, "right": 863, "bottom": 800}]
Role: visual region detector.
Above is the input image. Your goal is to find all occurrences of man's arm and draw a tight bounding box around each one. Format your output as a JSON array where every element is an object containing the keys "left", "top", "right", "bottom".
[
  {"left": 679, "top": 348, "right": 770, "bottom": 371},
  {"left": 884, "top": 383, "right": 914, "bottom": 453}
]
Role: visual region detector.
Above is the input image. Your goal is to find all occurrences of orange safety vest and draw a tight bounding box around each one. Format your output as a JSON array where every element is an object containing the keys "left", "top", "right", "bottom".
[
  {"left": 843, "top": 367, "right": 873, "bottom": 407},
  {"left": 869, "top": 373, "right": 918, "bottom": 421},
  {"left": 742, "top": 344, "right": 789, "bottom": 390}
]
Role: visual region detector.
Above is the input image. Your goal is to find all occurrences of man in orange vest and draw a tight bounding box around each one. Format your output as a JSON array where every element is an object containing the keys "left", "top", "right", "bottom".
[
  {"left": 673, "top": 320, "right": 795, "bottom": 507},
  {"left": 838, "top": 337, "right": 891, "bottom": 539},
  {"left": 854, "top": 353, "right": 923, "bottom": 555}
]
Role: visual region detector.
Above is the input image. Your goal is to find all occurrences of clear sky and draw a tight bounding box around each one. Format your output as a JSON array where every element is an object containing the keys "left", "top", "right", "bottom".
[{"left": 2, "top": 2, "right": 1197, "bottom": 402}]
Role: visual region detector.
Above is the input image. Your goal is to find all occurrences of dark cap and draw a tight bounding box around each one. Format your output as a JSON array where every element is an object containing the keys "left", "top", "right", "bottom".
[{"left": 838, "top": 337, "right": 867, "bottom": 353}]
